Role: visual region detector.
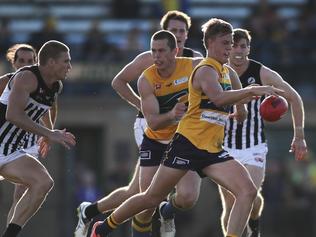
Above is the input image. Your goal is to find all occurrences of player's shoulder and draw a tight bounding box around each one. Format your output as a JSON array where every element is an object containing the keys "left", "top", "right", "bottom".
[
  {"left": 133, "top": 51, "right": 152, "bottom": 63},
  {"left": 0, "top": 73, "right": 11, "bottom": 81},
  {"left": 15, "top": 69, "right": 36, "bottom": 80},
  {"left": 130, "top": 51, "right": 153, "bottom": 70}
]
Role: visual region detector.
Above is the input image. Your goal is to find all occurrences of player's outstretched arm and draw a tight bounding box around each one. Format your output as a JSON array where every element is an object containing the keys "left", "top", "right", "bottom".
[
  {"left": 194, "top": 66, "right": 284, "bottom": 107},
  {"left": 260, "top": 65, "right": 307, "bottom": 160}
]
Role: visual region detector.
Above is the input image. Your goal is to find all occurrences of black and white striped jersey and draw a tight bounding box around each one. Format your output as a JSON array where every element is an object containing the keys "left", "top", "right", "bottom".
[
  {"left": 224, "top": 60, "right": 266, "bottom": 150},
  {"left": 0, "top": 65, "right": 62, "bottom": 156}
]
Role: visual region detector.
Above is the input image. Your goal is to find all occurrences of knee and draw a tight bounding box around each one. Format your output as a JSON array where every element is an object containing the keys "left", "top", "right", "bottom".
[
  {"left": 175, "top": 191, "right": 199, "bottom": 209},
  {"left": 126, "top": 182, "right": 139, "bottom": 196},
  {"left": 145, "top": 194, "right": 164, "bottom": 209},
  {"left": 34, "top": 175, "right": 54, "bottom": 196},
  {"left": 253, "top": 192, "right": 264, "bottom": 209},
  {"left": 236, "top": 184, "right": 257, "bottom": 202}
]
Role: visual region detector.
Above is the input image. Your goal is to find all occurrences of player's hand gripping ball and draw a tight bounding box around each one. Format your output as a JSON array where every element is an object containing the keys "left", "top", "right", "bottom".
[{"left": 260, "top": 95, "right": 288, "bottom": 122}]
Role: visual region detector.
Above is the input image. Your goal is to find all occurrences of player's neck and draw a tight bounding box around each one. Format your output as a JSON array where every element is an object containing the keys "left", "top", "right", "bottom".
[
  {"left": 230, "top": 59, "right": 249, "bottom": 76},
  {"left": 38, "top": 66, "right": 57, "bottom": 87},
  {"left": 177, "top": 47, "right": 184, "bottom": 57},
  {"left": 157, "top": 60, "right": 176, "bottom": 78}
]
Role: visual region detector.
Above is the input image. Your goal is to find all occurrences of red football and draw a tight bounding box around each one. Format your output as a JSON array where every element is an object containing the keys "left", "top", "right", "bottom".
[{"left": 259, "top": 95, "right": 288, "bottom": 122}]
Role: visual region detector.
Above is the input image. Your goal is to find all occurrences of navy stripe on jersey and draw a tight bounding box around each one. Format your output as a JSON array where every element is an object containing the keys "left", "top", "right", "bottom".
[
  {"left": 183, "top": 48, "right": 194, "bottom": 57},
  {"left": 224, "top": 60, "right": 267, "bottom": 149}
]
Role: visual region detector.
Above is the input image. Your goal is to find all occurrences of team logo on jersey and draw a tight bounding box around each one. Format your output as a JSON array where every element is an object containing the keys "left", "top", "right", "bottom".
[
  {"left": 174, "top": 77, "right": 188, "bottom": 86},
  {"left": 247, "top": 77, "right": 256, "bottom": 85},
  {"left": 172, "top": 156, "right": 190, "bottom": 165},
  {"left": 155, "top": 84, "right": 162, "bottom": 90}
]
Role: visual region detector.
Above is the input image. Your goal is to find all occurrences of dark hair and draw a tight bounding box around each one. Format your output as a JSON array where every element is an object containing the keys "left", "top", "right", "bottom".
[
  {"left": 6, "top": 44, "right": 37, "bottom": 65},
  {"left": 160, "top": 10, "right": 191, "bottom": 31},
  {"left": 38, "top": 40, "right": 69, "bottom": 65},
  {"left": 151, "top": 30, "right": 177, "bottom": 50},
  {"left": 201, "top": 18, "right": 233, "bottom": 49},
  {"left": 233, "top": 28, "right": 251, "bottom": 45}
]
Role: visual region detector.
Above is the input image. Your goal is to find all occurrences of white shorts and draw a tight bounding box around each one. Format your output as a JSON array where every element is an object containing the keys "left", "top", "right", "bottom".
[
  {"left": 24, "top": 144, "right": 39, "bottom": 158},
  {"left": 133, "top": 118, "right": 147, "bottom": 147},
  {"left": 224, "top": 143, "right": 268, "bottom": 169},
  {"left": 0, "top": 145, "right": 39, "bottom": 179}
]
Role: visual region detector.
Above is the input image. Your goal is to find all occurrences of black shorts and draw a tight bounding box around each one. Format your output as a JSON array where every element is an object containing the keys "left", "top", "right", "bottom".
[
  {"left": 139, "top": 135, "right": 168, "bottom": 167},
  {"left": 162, "top": 133, "right": 233, "bottom": 177}
]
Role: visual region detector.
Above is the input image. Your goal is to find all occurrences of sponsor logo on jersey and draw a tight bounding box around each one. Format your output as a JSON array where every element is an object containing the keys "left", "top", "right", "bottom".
[
  {"left": 174, "top": 77, "right": 188, "bottom": 86},
  {"left": 200, "top": 111, "right": 228, "bottom": 126}
]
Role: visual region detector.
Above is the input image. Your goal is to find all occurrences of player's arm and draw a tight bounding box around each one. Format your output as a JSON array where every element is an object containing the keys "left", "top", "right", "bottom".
[
  {"left": 6, "top": 71, "right": 54, "bottom": 137},
  {"left": 111, "top": 51, "right": 154, "bottom": 111},
  {"left": 41, "top": 99, "right": 57, "bottom": 129},
  {"left": 0, "top": 75, "right": 10, "bottom": 95},
  {"left": 138, "top": 75, "right": 186, "bottom": 130},
  {"left": 39, "top": 100, "right": 57, "bottom": 158},
  {"left": 260, "top": 66, "right": 307, "bottom": 160},
  {"left": 6, "top": 71, "right": 75, "bottom": 148},
  {"left": 193, "top": 66, "right": 284, "bottom": 107}
]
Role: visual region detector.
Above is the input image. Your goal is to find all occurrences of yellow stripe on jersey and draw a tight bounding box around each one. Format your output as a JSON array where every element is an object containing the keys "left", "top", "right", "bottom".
[
  {"left": 177, "top": 57, "right": 232, "bottom": 153},
  {"left": 143, "top": 57, "right": 193, "bottom": 141}
]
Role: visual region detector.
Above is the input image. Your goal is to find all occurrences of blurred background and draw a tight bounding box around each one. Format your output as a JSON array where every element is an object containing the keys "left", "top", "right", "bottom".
[{"left": 0, "top": 0, "right": 316, "bottom": 236}]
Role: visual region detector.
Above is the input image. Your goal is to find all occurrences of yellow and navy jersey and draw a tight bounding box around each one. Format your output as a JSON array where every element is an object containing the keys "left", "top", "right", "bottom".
[
  {"left": 144, "top": 57, "right": 193, "bottom": 141},
  {"left": 177, "top": 58, "right": 232, "bottom": 153}
]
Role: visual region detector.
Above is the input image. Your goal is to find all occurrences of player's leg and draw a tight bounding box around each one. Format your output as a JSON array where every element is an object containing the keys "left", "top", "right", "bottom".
[
  {"left": 91, "top": 165, "right": 187, "bottom": 237},
  {"left": 0, "top": 155, "right": 54, "bottom": 236},
  {"left": 218, "top": 185, "right": 235, "bottom": 235},
  {"left": 131, "top": 135, "right": 167, "bottom": 237},
  {"left": 242, "top": 144, "right": 267, "bottom": 237},
  {"left": 203, "top": 159, "right": 257, "bottom": 237},
  {"left": 75, "top": 161, "right": 140, "bottom": 237},
  {"left": 7, "top": 184, "right": 27, "bottom": 225},
  {"left": 75, "top": 118, "right": 145, "bottom": 237},
  {"left": 159, "top": 171, "right": 201, "bottom": 237},
  {"left": 132, "top": 166, "right": 158, "bottom": 237},
  {"left": 174, "top": 171, "right": 201, "bottom": 209},
  {"left": 244, "top": 165, "right": 265, "bottom": 237},
  {"left": 98, "top": 160, "right": 140, "bottom": 212},
  {"left": 7, "top": 145, "right": 39, "bottom": 225}
]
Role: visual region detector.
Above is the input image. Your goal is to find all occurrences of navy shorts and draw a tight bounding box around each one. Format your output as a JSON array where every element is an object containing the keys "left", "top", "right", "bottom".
[
  {"left": 139, "top": 135, "right": 168, "bottom": 167},
  {"left": 163, "top": 133, "right": 234, "bottom": 177}
]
